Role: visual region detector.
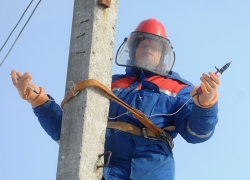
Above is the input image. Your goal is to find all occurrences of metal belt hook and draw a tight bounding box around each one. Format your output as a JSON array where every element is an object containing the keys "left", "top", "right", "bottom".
[
  {"left": 68, "top": 80, "right": 79, "bottom": 97},
  {"left": 97, "top": 151, "right": 112, "bottom": 168}
]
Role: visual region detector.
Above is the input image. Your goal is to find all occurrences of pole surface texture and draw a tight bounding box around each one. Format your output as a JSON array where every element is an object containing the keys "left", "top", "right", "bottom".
[{"left": 57, "top": 0, "right": 118, "bottom": 179}]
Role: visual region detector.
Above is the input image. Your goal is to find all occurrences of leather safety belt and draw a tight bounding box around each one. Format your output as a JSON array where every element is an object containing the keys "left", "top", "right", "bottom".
[{"left": 61, "top": 79, "right": 173, "bottom": 141}]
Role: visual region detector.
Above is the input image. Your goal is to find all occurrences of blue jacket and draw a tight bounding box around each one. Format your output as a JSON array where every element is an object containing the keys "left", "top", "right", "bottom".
[{"left": 33, "top": 67, "right": 218, "bottom": 180}]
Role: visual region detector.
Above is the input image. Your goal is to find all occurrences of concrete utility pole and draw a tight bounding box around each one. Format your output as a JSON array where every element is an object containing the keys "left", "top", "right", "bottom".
[{"left": 57, "top": 0, "right": 118, "bottom": 179}]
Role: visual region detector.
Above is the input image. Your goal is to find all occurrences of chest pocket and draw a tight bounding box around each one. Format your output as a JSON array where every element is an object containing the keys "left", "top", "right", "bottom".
[
  {"left": 128, "top": 81, "right": 160, "bottom": 117},
  {"left": 141, "top": 80, "right": 160, "bottom": 94}
]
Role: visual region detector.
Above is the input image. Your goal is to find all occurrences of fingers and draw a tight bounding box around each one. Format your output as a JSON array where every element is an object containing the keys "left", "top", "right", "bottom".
[
  {"left": 11, "top": 70, "right": 19, "bottom": 86},
  {"left": 19, "top": 78, "right": 31, "bottom": 98},
  {"left": 11, "top": 70, "right": 33, "bottom": 98},
  {"left": 200, "top": 83, "right": 209, "bottom": 94},
  {"left": 200, "top": 72, "right": 220, "bottom": 93},
  {"left": 16, "top": 72, "right": 32, "bottom": 87},
  {"left": 209, "top": 72, "right": 220, "bottom": 85}
]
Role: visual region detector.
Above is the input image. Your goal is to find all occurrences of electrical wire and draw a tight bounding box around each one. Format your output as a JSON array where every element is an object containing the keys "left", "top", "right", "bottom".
[
  {"left": 48, "top": 99, "right": 62, "bottom": 104},
  {"left": 146, "top": 96, "right": 193, "bottom": 117},
  {"left": 0, "top": 0, "right": 34, "bottom": 52},
  {"left": 108, "top": 93, "right": 198, "bottom": 119},
  {"left": 108, "top": 112, "right": 130, "bottom": 119},
  {"left": 0, "top": 0, "right": 42, "bottom": 68}
]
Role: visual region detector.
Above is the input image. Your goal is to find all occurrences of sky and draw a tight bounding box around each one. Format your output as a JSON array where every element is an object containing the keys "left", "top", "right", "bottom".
[{"left": 0, "top": 0, "right": 250, "bottom": 179}]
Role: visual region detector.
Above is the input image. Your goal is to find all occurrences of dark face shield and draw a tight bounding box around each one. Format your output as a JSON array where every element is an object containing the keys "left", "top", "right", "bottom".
[{"left": 116, "top": 32, "right": 175, "bottom": 76}]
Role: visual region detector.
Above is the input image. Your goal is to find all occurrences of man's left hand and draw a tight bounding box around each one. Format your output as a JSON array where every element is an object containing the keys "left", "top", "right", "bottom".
[{"left": 190, "top": 72, "right": 220, "bottom": 108}]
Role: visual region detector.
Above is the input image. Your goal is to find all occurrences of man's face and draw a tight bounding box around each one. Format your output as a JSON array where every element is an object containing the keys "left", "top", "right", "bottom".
[{"left": 134, "top": 39, "right": 162, "bottom": 69}]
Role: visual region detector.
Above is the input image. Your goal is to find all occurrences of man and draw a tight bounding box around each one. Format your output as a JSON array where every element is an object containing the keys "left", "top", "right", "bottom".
[{"left": 11, "top": 18, "right": 220, "bottom": 180}]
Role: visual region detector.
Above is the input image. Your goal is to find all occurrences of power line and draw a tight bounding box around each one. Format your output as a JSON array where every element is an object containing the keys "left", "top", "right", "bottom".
[
  {"left": 0, "top": 0, "right": 42, "bottom": 68},
  {"left": 0, "top": 0, "right": 34, "bottom": 52}
]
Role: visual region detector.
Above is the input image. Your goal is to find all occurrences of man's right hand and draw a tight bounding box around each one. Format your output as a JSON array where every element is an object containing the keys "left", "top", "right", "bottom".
[{"left": 11, "top": 70, "right": 49, "bottom": 108}]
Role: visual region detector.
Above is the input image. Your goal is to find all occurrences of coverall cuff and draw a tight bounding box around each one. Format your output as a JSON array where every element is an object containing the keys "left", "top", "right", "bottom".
[
  {"left": 32, "top": 95, "right": 62, "bottom": 141},
  {"left": 33, "top": 94, "right": 53, "bottom": 115},
  {"left": 192, "top": 101, "right": 218, "bottom": 116}
]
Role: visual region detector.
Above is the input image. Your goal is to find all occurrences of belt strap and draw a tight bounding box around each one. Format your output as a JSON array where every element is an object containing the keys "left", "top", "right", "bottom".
[
  {"left": 107, "top": 121, "right": 174, "bottom": 150},
  {"left": 61, "top": 79, "right": 164, "bottom": 136},
  {"left": 107, "top": 122, "right": 155, "bottom": 138}
]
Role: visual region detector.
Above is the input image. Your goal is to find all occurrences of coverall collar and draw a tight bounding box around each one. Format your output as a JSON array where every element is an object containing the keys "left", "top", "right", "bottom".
[{"left": 125, "top": 67, "right": 193, "bottom": 86}]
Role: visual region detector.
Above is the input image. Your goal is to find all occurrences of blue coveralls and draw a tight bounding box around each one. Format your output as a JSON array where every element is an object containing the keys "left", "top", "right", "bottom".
[{"left": 33, "top": 67, "right": 218, "bottom": 180}]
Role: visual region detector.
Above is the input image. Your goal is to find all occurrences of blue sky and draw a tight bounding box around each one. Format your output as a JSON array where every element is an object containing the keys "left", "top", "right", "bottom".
[{"left": 0, "top": 0, "right": 250, "bottom": 179}]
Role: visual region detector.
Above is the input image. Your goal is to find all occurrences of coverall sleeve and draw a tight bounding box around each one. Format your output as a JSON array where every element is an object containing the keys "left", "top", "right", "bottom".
[
  {"left": 33, "top": 95, "right": 62, "bottom": 141},
  {"left": 173, "top": 86, "right": 218, "bottom": 143}
]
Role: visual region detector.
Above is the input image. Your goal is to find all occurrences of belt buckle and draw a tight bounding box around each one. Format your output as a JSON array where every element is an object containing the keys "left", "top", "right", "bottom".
[
  {"left": 161, "top": 130, "right": 174, "bottom": 150},
  {"left": 141, "top": 128, "right": 157, "bottom": 140}
]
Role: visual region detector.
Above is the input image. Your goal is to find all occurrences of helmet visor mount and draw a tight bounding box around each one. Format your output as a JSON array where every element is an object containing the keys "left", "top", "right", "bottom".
[{"left": 116, "top": 32, "right": 175, "bottom": 76}]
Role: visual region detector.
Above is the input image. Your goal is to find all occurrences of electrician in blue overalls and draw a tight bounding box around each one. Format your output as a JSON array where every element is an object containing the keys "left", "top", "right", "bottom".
[{"left": 11, "top": 18, "right": 220, "bottom": 180}]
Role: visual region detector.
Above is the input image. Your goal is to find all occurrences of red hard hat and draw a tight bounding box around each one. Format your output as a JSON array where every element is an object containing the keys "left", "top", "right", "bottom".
[{"left": 134, "top": 18, "right": 167, "bottom": 38}]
